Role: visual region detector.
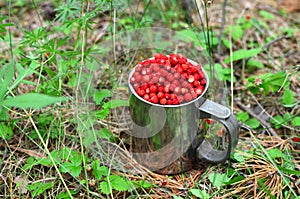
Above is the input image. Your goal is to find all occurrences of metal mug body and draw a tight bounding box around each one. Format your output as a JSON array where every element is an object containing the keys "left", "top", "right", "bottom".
[{"left": 127, "top": 59, "right": 239, "bottom": 174}]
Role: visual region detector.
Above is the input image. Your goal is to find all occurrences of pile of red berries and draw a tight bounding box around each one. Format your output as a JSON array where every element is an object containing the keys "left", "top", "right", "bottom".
[{"left": 129, "top": 53, "right": 207, "bottom": 105}]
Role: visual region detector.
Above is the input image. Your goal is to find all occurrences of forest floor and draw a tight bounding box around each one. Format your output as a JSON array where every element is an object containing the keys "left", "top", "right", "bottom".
[{"left": 0, "top": 0, "right": 299, "bottom": 198}]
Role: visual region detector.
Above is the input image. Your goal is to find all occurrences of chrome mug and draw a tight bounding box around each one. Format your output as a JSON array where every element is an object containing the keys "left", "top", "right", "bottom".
[{"left": 128, "top": 58, "right": 240, "bottom": 174}]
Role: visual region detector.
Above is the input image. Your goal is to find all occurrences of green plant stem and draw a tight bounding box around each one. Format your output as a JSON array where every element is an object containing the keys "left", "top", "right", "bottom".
[{"left": 28, "top": 115, "right": 73, "bottom": 199}]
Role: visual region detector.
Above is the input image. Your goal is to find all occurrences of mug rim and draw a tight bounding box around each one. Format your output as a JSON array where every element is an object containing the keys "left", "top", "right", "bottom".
[{"left": 128, "top": 57, "right": 210, "bottom": 108}]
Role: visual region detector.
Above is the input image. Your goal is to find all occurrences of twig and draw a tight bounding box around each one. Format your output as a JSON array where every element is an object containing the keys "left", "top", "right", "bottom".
[
  {"left": 235, "top": 100, "right": 279, "bottom": 138},
  {"left": 261, "top": 35, "right": 289, "bottom": 50},
  {"left": 217, "top": 0, "right": 228, "bottom": 63}
]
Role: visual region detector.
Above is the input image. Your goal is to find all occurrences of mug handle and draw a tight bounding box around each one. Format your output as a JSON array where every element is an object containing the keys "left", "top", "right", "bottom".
[{"left": 196, "top": 99, "right": 240, "bottom": 163}]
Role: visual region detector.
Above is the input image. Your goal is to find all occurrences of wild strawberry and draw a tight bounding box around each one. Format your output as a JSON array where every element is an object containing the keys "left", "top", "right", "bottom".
[
  {"left": 143, "top": 75, "right": 150, "bottom": 82},
  {"left": 154, "top": 53, "right": 162, "bottom": 59},
  {"left": 150, "top": 95, "right": 159, "bottom": 104},
  {"left": 188, "top": 75, "right": 195, "bottom": 83},
  {"left": 206, "top": 119, "right": 213, "bottom": 124},
  {"left": 149, "top": 85, "right": 157, "bottom": 93},
  {"left": 184, "top": 93, "right": 192, "bottom": 102},
  {"left": 167, "top": 99, "right": 173, "bottom": 105},
  {"left": 173, "top": 98, "right": 179, "bottom": 105},
  {"left": 160, "top": 98, "right": 167, "bottom": 105},
  {"left": 174, "top": 86, "right": 181, "bottom": 94},
  {"left": 130, "top": 77, "right": 136, "bottom": 83},
  {"left": 157, "top": 92, "right": 164, "bottom": 99},
  {"left": 143, "top": 94, "right": 150, "bottom": 101}
]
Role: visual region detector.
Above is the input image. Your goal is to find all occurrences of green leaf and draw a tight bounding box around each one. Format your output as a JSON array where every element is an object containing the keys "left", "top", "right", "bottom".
[
  {"left": 173, "top": 196, "right": 184, "bottom": 199},
  {"left": 221, "top": 38, "right": 232, "bottom": 49},
  {"left": 208, "top": 172, "right": 229, "bottom": 188},
  {"left": 190, "top": 189, "right": 210, "bottom": 199},
  {"left": 22, "top": 157, "right": 39, "bottom": 170},
  {"left": 1, "top": 93, "right": 69, "bottom": 109},
  {"left": 292, "top": 117, "right": 300, "bottom": 127},
  {"left": 282, "top": 89, "right": 294, "bottom": 106},
  {"left": 26, "top": 182, "right": 54, "bottom": 197},
  {"left": 224, "top": 48, "right": 261, "bottom": 63},
  {"left": 0, "top": 61, "right": 14, "bottom": 100},
  {"left": 0, "top": 123, "right": 13, "bottom": 140},
  {"left": 60, "top": 162, "right": 82, "bottom": 177},
  {"left": 236, "top": 111, "right": 249, "bottom": 123},
  {"left": 102, "top": 99, "right": 128, "bottom": 109},
  {"left": 99, "top": 181, "right": 111, "bottom": 194},
  {"left": 278, "top": 166, "right": 300, "bottom": 176},
  {"left": 57, "top": 190, "right": 78, "bottom": 199},
  {"left": 245, "top": 118, "right": 260, "bottom": 129},
  {"left": 224, "top": 175, "right": 244, "bottom": 185},
  {"left": 173, "top": 29, "right": 201, "bottom": 47},
  {"left": 230, "top": 25, "right": 243, "bottom": 41},
  {"left": 94, "top": 89, "right": 111, "bottom": 105},
  {"left": 92, "top": 160, "right": 108, "bottom": 180},
  {"left": 267, "top": 148, "right": 284, "bottom": 159},
  {"left": 108, "top": 175, "right": 130, "bottom": 191},
  {"left": 233, "top": 152, "right": 245, "bottom": 162},
  {"left": 247, "top": 59, "right": 264, "bottom": 71},
  {"left": 95, "top": 109, "right": 110, "bottom": 119},
  {"left": 259, "top": 10, "right": 275, "bottom": 20},
  {"left": 270, "top": 115, "right": 284, "bottom": 129}
]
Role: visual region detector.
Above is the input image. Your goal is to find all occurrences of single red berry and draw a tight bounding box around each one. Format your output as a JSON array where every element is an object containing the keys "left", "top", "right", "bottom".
[
  {"left": 174, "top": 72, "right": 181, "bottom": 79},
  {"left": 184, "top": 93, "right": 192, "bottom": 102},
  {"left": 150, "top": 95, "right": 159, "bottom": 104},
  {"left": 154, "top": 53, "right": 162, "bottom": 59},
  {"left": 158, "top": 76, "right": 166, "bottom": 83},
  {"left": 158, "top": 86, "right": 164, "bottom": 92},
  {"left": 178, "top": 58, "right": 186, "bottom": 64},
  {"left": 145, "top": 87, "right": 150, "bottom": 94},
  {"left": 141, "top": 69, "right": 147, "bottom": 75},
  {"left": 143, "top": 75, "right": 150, "bottom": 82},
  {"left": 194, "top": 87, "right": 203, "bottom": 95},
  {"left": 130, "top": 77, "right": 136, "bottom": 83},
  {"left": 163, "top": 86, "right": 170, "bottom": 93},
  {"left": 246, "top": 15, "right": 251, "bottom": 20},
  {"left": 174, "top": 86, "right": 181, "bottom": 94},
  {"left": 140, "top": 84, "right": 148, "bottom": 90},
  {"left": 193, "top": 80, "right": 200, "bottom": 87},
  {"left": 143, "top": 94, "right": 150, "bottom": 101},
  {"left": 188, "top": 75, "right": 195, "bottom": 83},
  {"left": 160, "top": 98, "right": 167, "bottom": 105},
  {"left": 149, "top": 93, "right": 156, "bottom": 98},
  {"left": 149, "top": 85, "right": 157, "bottom": 93},
  {"left": 200, "top": 78, "right": 206, "bottom": 85},
  {"left": 206, "top": 119, "right": 213, "bottom": 125},
  {"left": 137, "top": 88, "right": 146, "bottom": 96},
  {"left": 170, "top": 93, "right": 176, "bottom": 99},
  {"left": 169, "top": 84, "right": 176, "bottom": 92},
  {"left": 157, "top": 92, "right": 164, "bottom": 99},
  {"left": 165, "top": 62, "right": 171, "bottom": 70},
  {"left": 181, "top": 64, "right": 188, "bottom": 71},
  {"left": 133, "top": 83, "right": 139, "bottom": 89},
  {"left": 176, "top": 66, "right": 183, "bottom": 74},
  {"left": 181, "top": 87, "right": 187, "bottom": 94},
  {"left": 167, "top": 99, "right": 173, "bottom": 105},
  {"left": 173, "top": 98, "right": 179, "bottom": 105},
  {"left": 292, "top": 137, "right": 299, "bottom": 142},
  {"left": 167, "top": 74, "right": 174, "bottom": 82},
  {"left": 152, "top": 64, "right": 160, "bottom": 72},
  {"left": 177, "top": 95, "right": 184, "bottom": 103}
]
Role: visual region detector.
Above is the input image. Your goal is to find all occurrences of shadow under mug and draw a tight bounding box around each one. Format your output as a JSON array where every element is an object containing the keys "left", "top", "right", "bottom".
[{"left": 127, "top": 59, "right": 240, "bottom": 174}]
